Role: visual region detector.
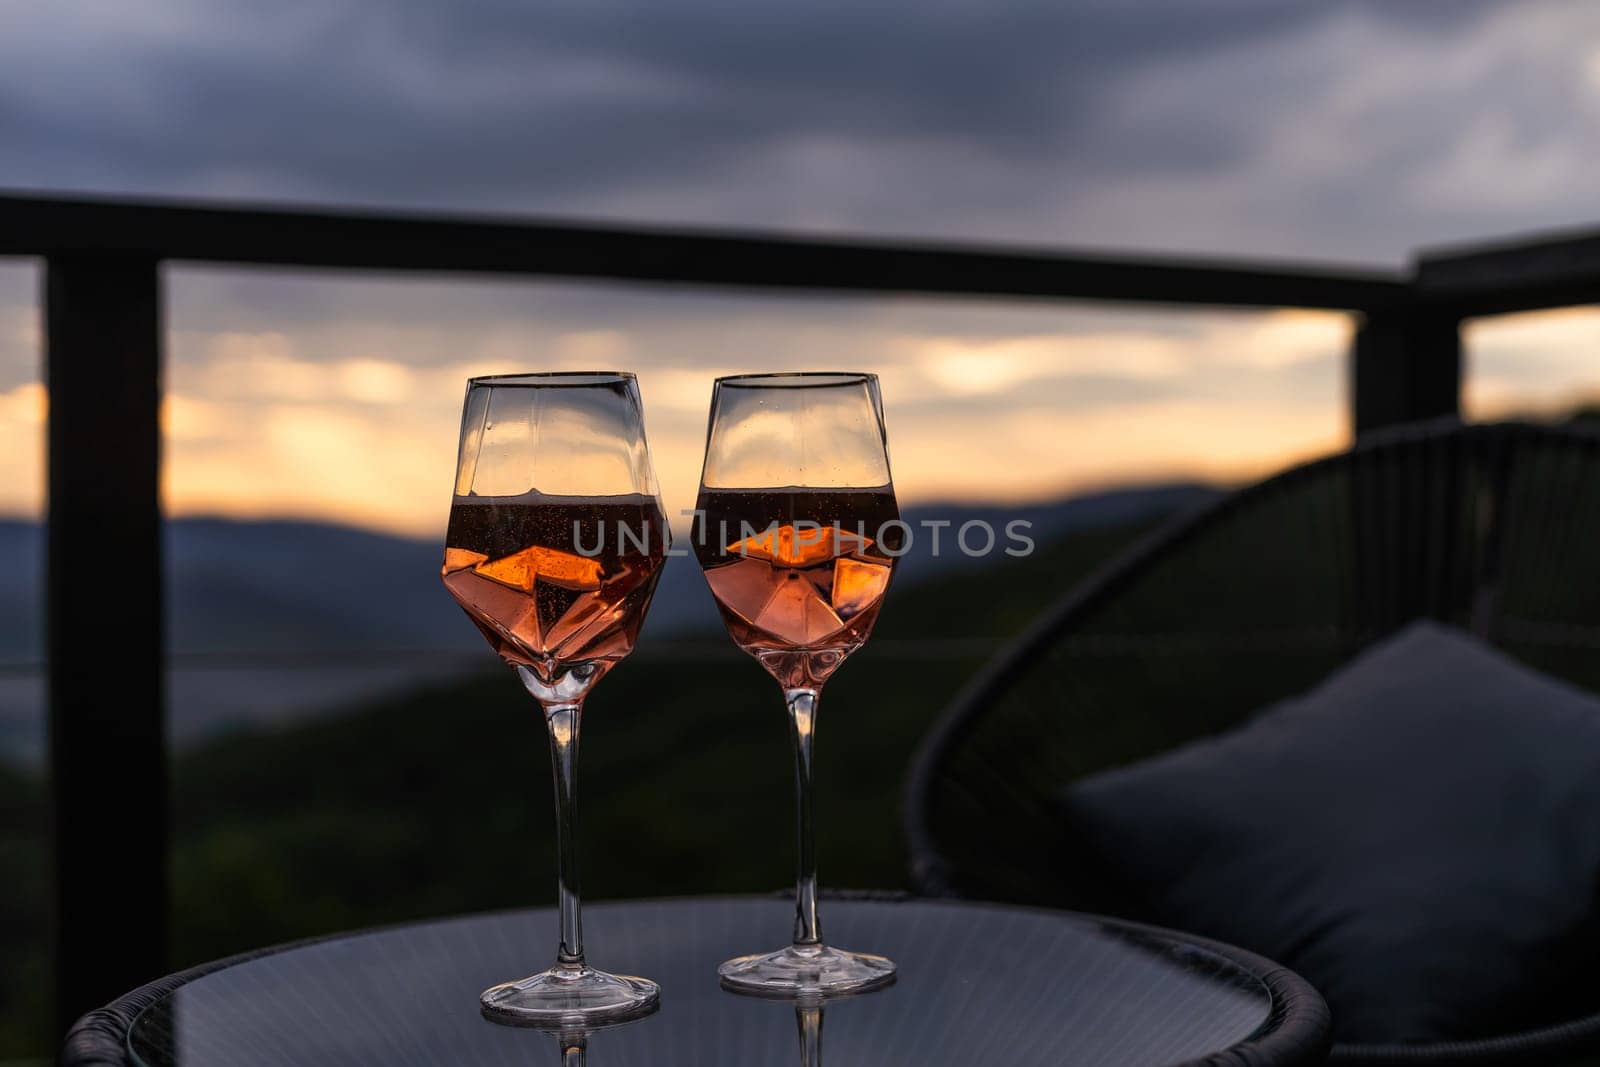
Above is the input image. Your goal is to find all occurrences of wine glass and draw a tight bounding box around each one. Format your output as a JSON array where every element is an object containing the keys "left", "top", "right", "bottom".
[
  {"left": 692, "top": 372, "right": 901, "bottom": 996},
  {"left": 442, "top": 372, "right": 667, "bottom": 1023}
]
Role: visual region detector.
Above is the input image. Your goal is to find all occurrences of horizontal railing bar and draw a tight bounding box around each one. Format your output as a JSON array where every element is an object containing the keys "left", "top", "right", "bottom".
[
  {"left": 1415, "top": 225, "right": 1600, "bottom": 317},
  {"left": 0, "top": 191, "right": 1406, "bottom": 310}
]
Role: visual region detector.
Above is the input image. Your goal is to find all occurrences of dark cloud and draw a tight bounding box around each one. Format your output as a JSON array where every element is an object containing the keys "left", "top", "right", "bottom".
[{"left": 2, "top": 0, "right": 1562, "bottom": 264}]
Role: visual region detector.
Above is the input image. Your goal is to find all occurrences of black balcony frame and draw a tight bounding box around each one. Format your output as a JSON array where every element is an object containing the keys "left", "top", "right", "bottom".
[{"left": 4, "top": 190, "right": 1598, "bottom": 1035}]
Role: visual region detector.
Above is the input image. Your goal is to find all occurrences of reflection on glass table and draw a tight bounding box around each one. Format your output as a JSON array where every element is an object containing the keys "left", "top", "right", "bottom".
[{"left": 77, "top": 898, "right": 1328, "bottom": 1066}]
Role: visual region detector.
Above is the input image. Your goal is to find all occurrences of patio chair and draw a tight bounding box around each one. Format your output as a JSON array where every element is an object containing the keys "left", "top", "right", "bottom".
[{"left": 905, "top": 417, "right": 1600, "bottom": 1065}]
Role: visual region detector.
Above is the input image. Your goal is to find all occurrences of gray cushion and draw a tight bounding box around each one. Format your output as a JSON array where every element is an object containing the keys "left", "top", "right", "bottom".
[{"left": 1061, "top": 621, "right": 1600, "bottom": 1044}]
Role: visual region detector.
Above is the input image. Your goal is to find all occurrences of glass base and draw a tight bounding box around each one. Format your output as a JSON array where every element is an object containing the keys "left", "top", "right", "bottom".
[
  {"left": 718, "top": 943, "right": 897, "bottom": 997},
  {"left": 480, "top": 963, "right": 660, "bottom": 1025}
]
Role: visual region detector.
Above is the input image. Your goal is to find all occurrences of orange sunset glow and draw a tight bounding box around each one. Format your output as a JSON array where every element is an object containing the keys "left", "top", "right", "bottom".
[{"left": 0, "top": 263, "right": 1366, "bottom": 534}]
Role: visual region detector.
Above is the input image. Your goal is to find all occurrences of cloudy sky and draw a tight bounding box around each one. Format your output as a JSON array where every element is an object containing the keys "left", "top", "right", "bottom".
[{"left": 3, "top": 0, "right": 1600, "bottom": 534}]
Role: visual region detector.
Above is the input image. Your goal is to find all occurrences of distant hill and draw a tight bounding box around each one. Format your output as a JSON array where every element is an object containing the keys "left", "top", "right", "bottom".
[
  {"left": 0, "top": 481, "right": 1218, "bottom": 762},
  {"left": 0, "top": 519, "right": 472, "bottom": 664}
]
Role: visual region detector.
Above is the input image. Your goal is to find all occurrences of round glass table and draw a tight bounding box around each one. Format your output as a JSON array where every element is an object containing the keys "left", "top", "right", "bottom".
[{"left": 66, "top": 897, "right": 1329, "bottom": 1066}]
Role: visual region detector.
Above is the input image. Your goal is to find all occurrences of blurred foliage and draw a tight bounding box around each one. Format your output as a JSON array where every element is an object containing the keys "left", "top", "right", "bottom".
[{"left": 0, "top": 517, "right": 1155, "bottom": 1059}]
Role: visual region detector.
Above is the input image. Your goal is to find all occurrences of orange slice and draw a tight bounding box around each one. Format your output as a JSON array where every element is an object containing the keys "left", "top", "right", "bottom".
[
  {"left": 726, "top": 524, "right": 873, "bottom": 567},
  {"left": 442, "top": 547, "right": 489, "bottom": 575},
  {"left": 475, "top": 545, "right": 605, "bottom": 591}
]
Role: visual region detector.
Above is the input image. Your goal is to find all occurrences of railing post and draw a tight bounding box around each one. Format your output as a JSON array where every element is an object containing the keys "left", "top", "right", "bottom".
[
  {"left": 46, "top": 255, "right": 166, "bottom": 1034},
  {"left": 1351, "top": 307, "right": 1461, "bottom": 436}
]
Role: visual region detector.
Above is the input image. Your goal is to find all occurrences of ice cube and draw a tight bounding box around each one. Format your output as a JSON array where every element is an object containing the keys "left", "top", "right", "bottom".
[
  {"left": 830, "top": 557, "right": 890, "bottom": 619},
  {"left": 753, "top": 574, "right": 846, "bottom": 645},
  {"left": 535, "top": 582, "right": 588, "bottom": 639},
  {"left": 443, "top": 568, "right": 541, "bottom": 647},
  {"left": 704, "top": 557, "right": 788, "bottom": 625}
]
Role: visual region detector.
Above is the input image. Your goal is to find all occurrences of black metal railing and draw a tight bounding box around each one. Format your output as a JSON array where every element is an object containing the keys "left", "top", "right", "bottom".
[{"left": 4, "top": 190, "right": 1597, "bottom": 1033}]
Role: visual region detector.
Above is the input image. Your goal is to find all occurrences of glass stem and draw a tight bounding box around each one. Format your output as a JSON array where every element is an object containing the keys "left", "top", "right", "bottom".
[
  {"left": 558, "top": 1031, "right": 587, "bottom": 1067},
  {"left": 786, "top": 686, "right": 822, "bottom": 948},
  {"left": 545, "top": 702, "right": 585, "bottom": 968},
  {"left": 796, "top": 1002, "right": 824, "bottom": 1067}
]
